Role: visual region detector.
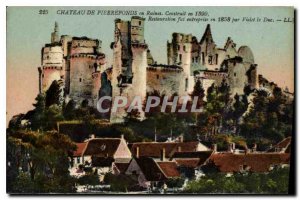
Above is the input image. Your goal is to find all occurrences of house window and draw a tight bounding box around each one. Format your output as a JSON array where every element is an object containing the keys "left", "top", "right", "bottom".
[
  {"left": 183, "top": 45, "right": 186, "bottom": 51},
  {"left": 156, "top": 74, "right": 159, "bottom": 79},
  {"left": 208, "top": 56, "right": 213, "bottom": 65},
  {"left": 234, "top": 73, "right": 237, "bottom": 77},
  {"left": 177, "top": 45, "right": 180, "bottom": 51},
  {"left": 192, "top": 57, "right": 194, "bottom": 63},
  {"left": 179, "top": 54, "right": 182, "bottom": 62},
  {"left": 77, "top": 157, "right": 80, "bottom": 164},
  {"left": 139, "top": 21, "right": 141, "bottom": 26},
  {"left": 79, "top": 78, "right": 82, "bottom": 82},
  {"left": 216, "top": 54, "right": 218, "bottom": 65}
]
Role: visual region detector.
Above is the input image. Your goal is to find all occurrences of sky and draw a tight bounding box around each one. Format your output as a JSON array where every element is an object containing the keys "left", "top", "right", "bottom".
[{"left": 6, "top": 6, "right": 294, "bottom": 124}]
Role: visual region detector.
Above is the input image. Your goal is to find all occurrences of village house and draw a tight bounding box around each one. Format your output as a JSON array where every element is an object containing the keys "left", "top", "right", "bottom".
[
  {"left": 171, "top": 151, "right": 213, "bottom": 179},
  {"left": 200, "top": 137, "right": 291, "bottom": 174},
  {"left": 70, "top": 135, "right": 132, "bottom": 180},
  {"left": 125, "top": 148, "right": 181, "bottom": 189},
  {"left": 129, "top": 136, "right": 210, "bottom": 159}
]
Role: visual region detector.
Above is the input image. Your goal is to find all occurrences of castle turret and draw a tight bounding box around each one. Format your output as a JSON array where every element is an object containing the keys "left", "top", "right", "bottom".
[{"left": 51, "top": 22, "right": 60, "bottom": 43}]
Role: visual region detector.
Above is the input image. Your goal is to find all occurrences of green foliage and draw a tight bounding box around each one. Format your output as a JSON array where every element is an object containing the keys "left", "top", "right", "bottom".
[
  {"left": 45, "top": 80, "right": 62, "bottom": 107},
  {"left": 184, "top": 167, "right": 290, "bottom": 194},
  {"left": 165, "top": 177, "right": 185, "bottom": 188},
  {"left": 77, "top": 173, "right": 100, "bottom": 187},
  {"left": 7, "top": 130, "right": 77, "bottom": 193},
  {"left": 104, "top": 173, "right": 137, "bottom": 192},
  {"left": 241, "top": 87, "right": 293, "bottom": 144}
]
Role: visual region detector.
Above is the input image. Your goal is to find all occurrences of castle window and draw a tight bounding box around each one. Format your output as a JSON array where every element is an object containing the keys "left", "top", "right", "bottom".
[
  {"left": 202, "top": 52, "right": 205, "bottom": 64},
  {"left": 216, "top": 54, "right": 218, "bottom": 65},
  {"left": 183, "top": 45, "right": 186, "bottom": 51},
  {"left": 79, "top": 78, "right": 82, "bottom": 82},
  {"left": 234, "top": 73, "right": 237, "bottom": 77},
  {"left": 139, "top": 21, "right": 141, "bottom": 26},
  {"left": 208, "top": 56, "right": 213, "bottom": 65},
  {"left": 185, "top": 78, "right": 188, "bottom": 91},
  {"left": 177, "top": 45, "right": 180, "bottom": 51},
  {"left": 179, "top": 54, "right": 182, "bottom": 62},
  {"left": 156, "top": 74, "right": 159, "bottom": 79}
]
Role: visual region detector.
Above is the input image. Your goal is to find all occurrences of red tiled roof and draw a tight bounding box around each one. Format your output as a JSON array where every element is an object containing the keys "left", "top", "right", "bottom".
[
  {"left": 83, "top": 138, "right": 121, "bottom": 157},
  {"left": 73, "top": 142, "right": 87, "bottom": 157},
  {"left": 267, "top": 137, "right": 292, "bottom": 153},
  {"left": 175, "top": 159, "right": 202, "bottom": 168},
  {"left": 129, "top": 142, "right": 199, "bottom": 158},
  {"left": 156, "top": 161, "right": 181, "bottom": 178},
  {"left": 208, "top": 153, "right": 290, "bottom": 173},
  {"left": 173, "top": 151, "right": 213, "bottom": 168}
]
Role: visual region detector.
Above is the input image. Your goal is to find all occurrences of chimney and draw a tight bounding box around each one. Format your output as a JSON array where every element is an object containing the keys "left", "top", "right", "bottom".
[
  {"left": 178, "top": 135, "right": 184, "bottom": 143},
  {"left": 245, "top": 148, "right": 251, "bottom": 154},
  {"left": 252, "top": 143, "right": 257, "bottom": 152},
  {"left": 135, "top": 147, "right": 140, "bottom": 158},
  {"left": 212, "top": 144, "right": 217, "bottom": 152},
  {"left": 160, "top": 148, "right": 166, "bottom": 161},
  {"left": 228, "top": 143, "right": 235, "bottom": 153},
  {"left": 177, "top": 146, "right": 181, "bottom": 152}
]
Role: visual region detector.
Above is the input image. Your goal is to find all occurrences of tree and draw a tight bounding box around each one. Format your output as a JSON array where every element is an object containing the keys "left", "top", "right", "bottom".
[
  {"left": 63, "top": 100, "right": 76, "bottom": 120},
  {"left": 45, "top": 80, "right": 63, "bottom": 107},
  {"left": 7, "top": 130, "right": 77, "bottom": 193}
]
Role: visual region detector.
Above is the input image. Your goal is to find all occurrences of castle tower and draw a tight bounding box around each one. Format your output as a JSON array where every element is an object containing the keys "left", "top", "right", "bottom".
[
  {"left": 68, "top": 37, "right": 106, "bottom": 107},
  {"left": 51, "top": 22, "right": 60, "bottom": 43},
  {"left": 167, "top": 33, "right": 193, "bottom": 95},
  {"left": 110, "top": 17, "right": 148, "bottom": 123}
]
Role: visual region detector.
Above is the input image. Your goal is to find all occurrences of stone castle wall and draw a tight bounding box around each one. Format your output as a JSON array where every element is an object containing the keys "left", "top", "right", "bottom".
[{"left": 146, "top": 65, "right": 185, "bottom": 97}]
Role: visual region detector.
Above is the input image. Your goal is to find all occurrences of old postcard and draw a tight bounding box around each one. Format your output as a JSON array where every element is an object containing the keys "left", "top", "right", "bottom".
[{"left": 6, "top": 6, "right": 294, "bottom": 194}]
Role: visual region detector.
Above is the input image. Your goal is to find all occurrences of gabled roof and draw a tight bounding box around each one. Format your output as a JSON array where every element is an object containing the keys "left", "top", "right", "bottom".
[
  {"left": 134, "top": 157, "right": 167, "bottom": 181},
  {"left": 199, "top": 24, "right": 214, "bottom": 45},
  {"left": 172, "top": 151, "right": 213, "bottom": 168},
  {"left": 129, "top": 141, "right": 201, "bottom": 158},
  {"left": 267, "top": 137, "right": 292, "bottom": 153},
  {"left": 83, "top": 138, "right": 122, "bottom": 157},
  {"left": 156, "top": 161, "right": 181, "bottom": 178},
  {"left": 208, "top": 153, "right": 290, "bottom": 173},
  {"left": 114, "top": 162, "right": 130, "bottom": 174},
  {"left": 73, "top": 142, "right": 87, "bottom": 157}
]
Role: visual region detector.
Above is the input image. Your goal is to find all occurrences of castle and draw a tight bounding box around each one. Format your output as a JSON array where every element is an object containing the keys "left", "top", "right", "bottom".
[{"left": 38, "top": 18, "right": 259, "bottom": 123}]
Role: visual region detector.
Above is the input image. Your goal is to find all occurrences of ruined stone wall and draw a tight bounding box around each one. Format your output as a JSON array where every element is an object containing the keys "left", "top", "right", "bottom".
[
  {"left": 69, "top": 55, "right": 97, "bottom": 106},
  {"left": 227, "top": 60, "right": 248, "bottom": 96},
  {"left": 146, "top": 66, "right": 185, "bottom": 97},
  {"left": 92, "top": 71, "right": 101, "bottom": 108},
  {"left": 131, "top": 16, "right": 145, "bottom": 44},
  {"left": 196, "top": 70, "right": 227, "bottom": 98}
]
